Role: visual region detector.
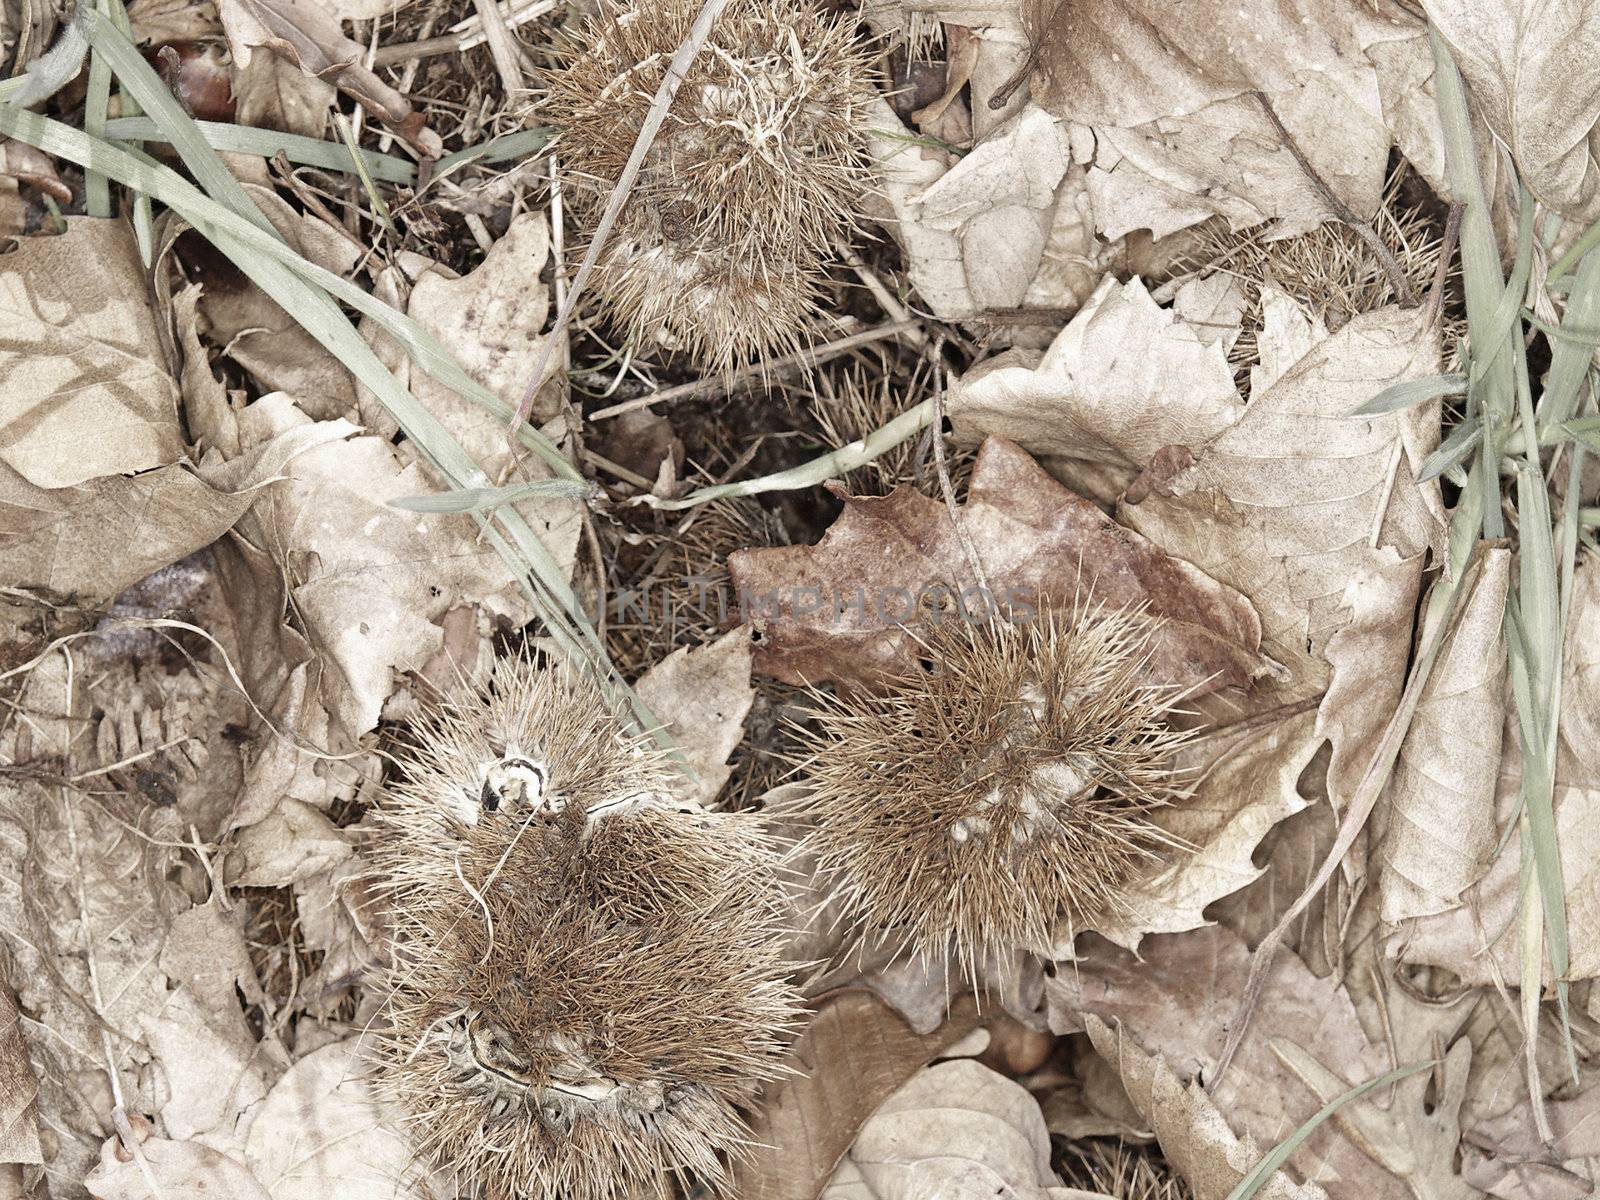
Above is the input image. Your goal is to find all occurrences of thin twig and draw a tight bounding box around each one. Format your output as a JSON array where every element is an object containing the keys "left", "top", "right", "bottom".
[
  {"left": 929, "top": 348, "right": 988, "bottom": 594},
  {"left": 1253, "top": 91, "right": 1418, "bottom": 307},
  {"left": 591, "top": 320, "right": 916, "bottom": 421},
  {"left": 1422, "top": 201, "right": 1464, "bottom": 333},
  {"left": 510, "top": 0, "right": 733, "bottom": 437},
  {"left": 472, "top": 0, "right": 525, "bottom": 100}
]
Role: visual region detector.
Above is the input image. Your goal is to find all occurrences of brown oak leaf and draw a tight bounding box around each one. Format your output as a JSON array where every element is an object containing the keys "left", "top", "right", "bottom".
[{"left": 729, "top": 436, "right": 1273, "bottom": 695}]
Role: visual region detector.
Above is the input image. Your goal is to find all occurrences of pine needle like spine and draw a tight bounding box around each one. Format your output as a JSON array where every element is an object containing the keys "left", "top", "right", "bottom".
[
  {"left": 539, "top": 0, "right": 876, "bottom": 372},
  {"left": 371, "top": 655, "right": 801, "bottom": 1200},
  {"left": 791, "top": 608, "right": 1191, "bottom": 973}
]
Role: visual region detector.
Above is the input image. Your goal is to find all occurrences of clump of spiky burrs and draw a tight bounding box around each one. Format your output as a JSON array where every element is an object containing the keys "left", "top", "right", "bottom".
[
  {"left": 788, "top": 607, "right": 1190, "bottom": 974},
  {"left": 370, "top": 654, "right": 801, "bottom": 1200},
  {"left": 538, "top": 0, "right": 876, "bottom": 372}
]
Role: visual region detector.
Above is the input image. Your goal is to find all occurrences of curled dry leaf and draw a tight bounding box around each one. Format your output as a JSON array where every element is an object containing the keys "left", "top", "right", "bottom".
[
  {"left": 733, "top": 991, "right": 981, "bottom": 1200},
  {"left": 0, "top": 138, "right": 69, "bottom": 202},
  {"left": 633, "top": 625, "right": 756, "bottom": 805},
  {"left": 820, "top": 1058, "right": 1075, "bottom": 1200},
  {"left": 203, "top": 393, "right": 539, "bottom": 742},
  {"left": 1082, "top": 1015, "right": 1328, "bottom": 1200},
  {"left": 948, "top": 275, "right": 1242, "bottom": 469},
  {"left": 0, "top": 219, "right": 183, "bottom": 488},
  {"left": 219, "top": 0, "right": 442, "bottom": 156},
  {"left": 729, "top": 436, "right": 1270, "bottom": 698},
  {"left": 1375, "top": 547, "right": 1510, "bottom": 924},
  {"left": 1022, "top": 0, "right": 1429, "bottom": 237},
  {"left": 1120, "top": 304, "right": 1446, "bottom": 808},
  {"left": 1423, "top": 0, "right": 1600, "bottom": 223},
  {"left": 1391, "top": 558, "right": 1600, "bottom": 984}
]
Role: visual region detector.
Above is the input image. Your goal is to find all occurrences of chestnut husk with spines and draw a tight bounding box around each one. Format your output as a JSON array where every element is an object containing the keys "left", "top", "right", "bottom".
[
  {"left": 789, "top": 606, "right": 1192, "bottom": 974},
  {"left": 538, "top": 0, "right": 876, "bottom": 371},
  {"left": 371, "top": 655, "right": 800, "bottom": 1200}
]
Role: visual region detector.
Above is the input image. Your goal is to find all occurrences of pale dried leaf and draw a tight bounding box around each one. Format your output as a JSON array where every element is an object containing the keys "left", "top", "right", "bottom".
[
  {"left": 142, "top": 988, "right": 272, "bottom": 1141},
  {"left": 1, "top": 459, "right": 250, "bottom": 606},
  {"left": 0, "top": 983, "right": 40, "bottom": 1166},
  {"left": 1083, "top": 1015, "right": 1328, "bottom": 1200},
  {"left": 85, "top": 1135, "right": 273, "bottom": 1200},
  {"left": 219, "top": 0, "right": 442, "bottom": 156},
  {"left": 1121, "top": 305, "right": 1446, "bottom": 807},
  {"left": 820, "top": 1058, "right": 1074, "bottom": 1200},
  {"left": 241, "top": 1039, "right": 434, "bottom": 1200},
  {"left": 1050, "top": 925, "right": 1390, "bottom": 1192},
  {"left": 1072, "top": 706, "right": 1320, "bottom": 952},
  {"left": 1423, "top": 0, "right": 1600, "bottom": 222},
  {"left": 358, "top": 214, "right": 562, "bottom": 475},
  {"left": 1274, "top": 1038, "right": 1479, "bottom": 1200},
  {"left": 1376, "top": 549, "right": 1510, "bottom": 923},
  {"left": 1398, "top": 559, "right": 1600, "bottom": 984},
  {"left": 734, "top": 992, "right": 981, "bottom": 1200},
  {"left": 226, "top": 799, "right": 353, "bottom": 888},
  {"left": 948, "top": 275, "right": 1242, "bottom": 468},
  {"left": 0, "top": 219, "right": 183, "bottom": 488},
  {"left": 1026, "top": 0, "right": 1428, "bottom": 236},
  {"left": 634, "top": 626, "right": 756, "bottom": 805},
  {"left": 868, "top": 97, "right": 973, "bottom": 318},
  {"left": 212, "top": 393, "right": 542, "bottom": 740}
]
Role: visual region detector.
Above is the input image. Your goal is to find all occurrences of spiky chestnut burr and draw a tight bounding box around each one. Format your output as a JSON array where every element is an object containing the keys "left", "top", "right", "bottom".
[
  {"left": 538, "top": 0, "right": 875, "bottom": 372},
  {"left": 370, "top": 656, "right": 800, "bottom": 1200},
  {"left": 789, "top": 607, "right": 1190, "bottom": 972}
]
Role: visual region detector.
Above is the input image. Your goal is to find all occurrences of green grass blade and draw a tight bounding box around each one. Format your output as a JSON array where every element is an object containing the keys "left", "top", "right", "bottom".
[
  {"left": 1417, "top": 414, "right": 1482, "bottom": 482},
  {"left": 1351, "top": 373, "right": 1466, "bottom": 416},
  {"left": 0, "top": 105, "right": 577, "bottom": 482},
  {"left": 1225, "top": 1060, "right": 1435, "bottom": 1200},
  {"left": 390, "top": 479, "right": 598, "bottom": 513},
  {"left": 102, "top": 115, "right": 425, "bottom": 183}
]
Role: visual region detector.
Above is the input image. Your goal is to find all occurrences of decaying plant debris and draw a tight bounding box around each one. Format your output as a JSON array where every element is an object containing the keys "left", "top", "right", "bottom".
[{"left": 2, "top": 0, "right": 1600, "bottom": 1199}]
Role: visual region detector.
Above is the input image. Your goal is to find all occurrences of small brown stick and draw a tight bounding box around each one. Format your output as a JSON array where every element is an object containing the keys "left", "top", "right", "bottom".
[
  {"left": 472, "top": 0, "right": 525, "bottom": 99},
  {"left": 929, "top": 348, "right": 989, "bottom": 596},
  {"left": 1253, "top": 91, "right": 1418, "bottom": 308},
  {"left": 509, "top": 0, "right": 734, "bottom": 438},
  {"left": 1422, "top": 201, "right": 1465, "bottom": 333},
  {"left": 589, "top": 320, "right": 917, "bottom": 421}
]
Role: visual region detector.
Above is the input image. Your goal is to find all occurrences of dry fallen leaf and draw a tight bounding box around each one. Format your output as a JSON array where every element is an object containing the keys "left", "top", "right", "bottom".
[
  {"left": 0, "top": 982, "right": 40, "bottom": 1168},
  {"left": 948, "top": 274, "right": 1242, "bottom": 469},
  {"left": 730, "top": 436, "right": 1271, "bottom": 697},
  {"left": 634, "top": 625, "right": 756, "bottom": 805},
  {"left": 240, "top": 1039, "right": 436, "bottom": 1200},
  {"left": 219, "top": 0, "right": 442, "bottom": 156},
  {"left": 1050, "top": 924, "right": 1392, "bottom": 1193},
  {"left": 1424, "top": 0, "right": 1600, "bottom": 224},
  {"left": 1394, "top": 557, "right": 1600, "bottom": 985},
  {"left": 202, "top": 393, "right": 542, "bottom": 742},
  {"left": 1022, "top": 0, "right": 1430, "bottom": 237},
  {"left": 733, "top": 991, "right": 981, "bottom": 1200},
  {"left": 1070, "top": 705, "right": 1322, "bottom": 954},
  {"left": 1083, "top": 1015, "right": 1328, "bottom": 1200},
  {"left": 1121, "top": 304, "right": 1446, "bottom": 808},
  {"left": 1, "top": 460, "right": 251, "bottom": 606},
  {"left": 820, "top": 1058, "right": 1074, "bottom": 1199},
  {"left": 1375, "top": 547, "right": 1510, "bottom": 924},
  {"left": 358, "top": 213, "right": 566, "bottom": 472},
  {"left": 0, "top": 219, "right": 184, "bottom": 488},
  {"left": 85, "top": 1133, "right": 274, "bottom": 1200}
]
